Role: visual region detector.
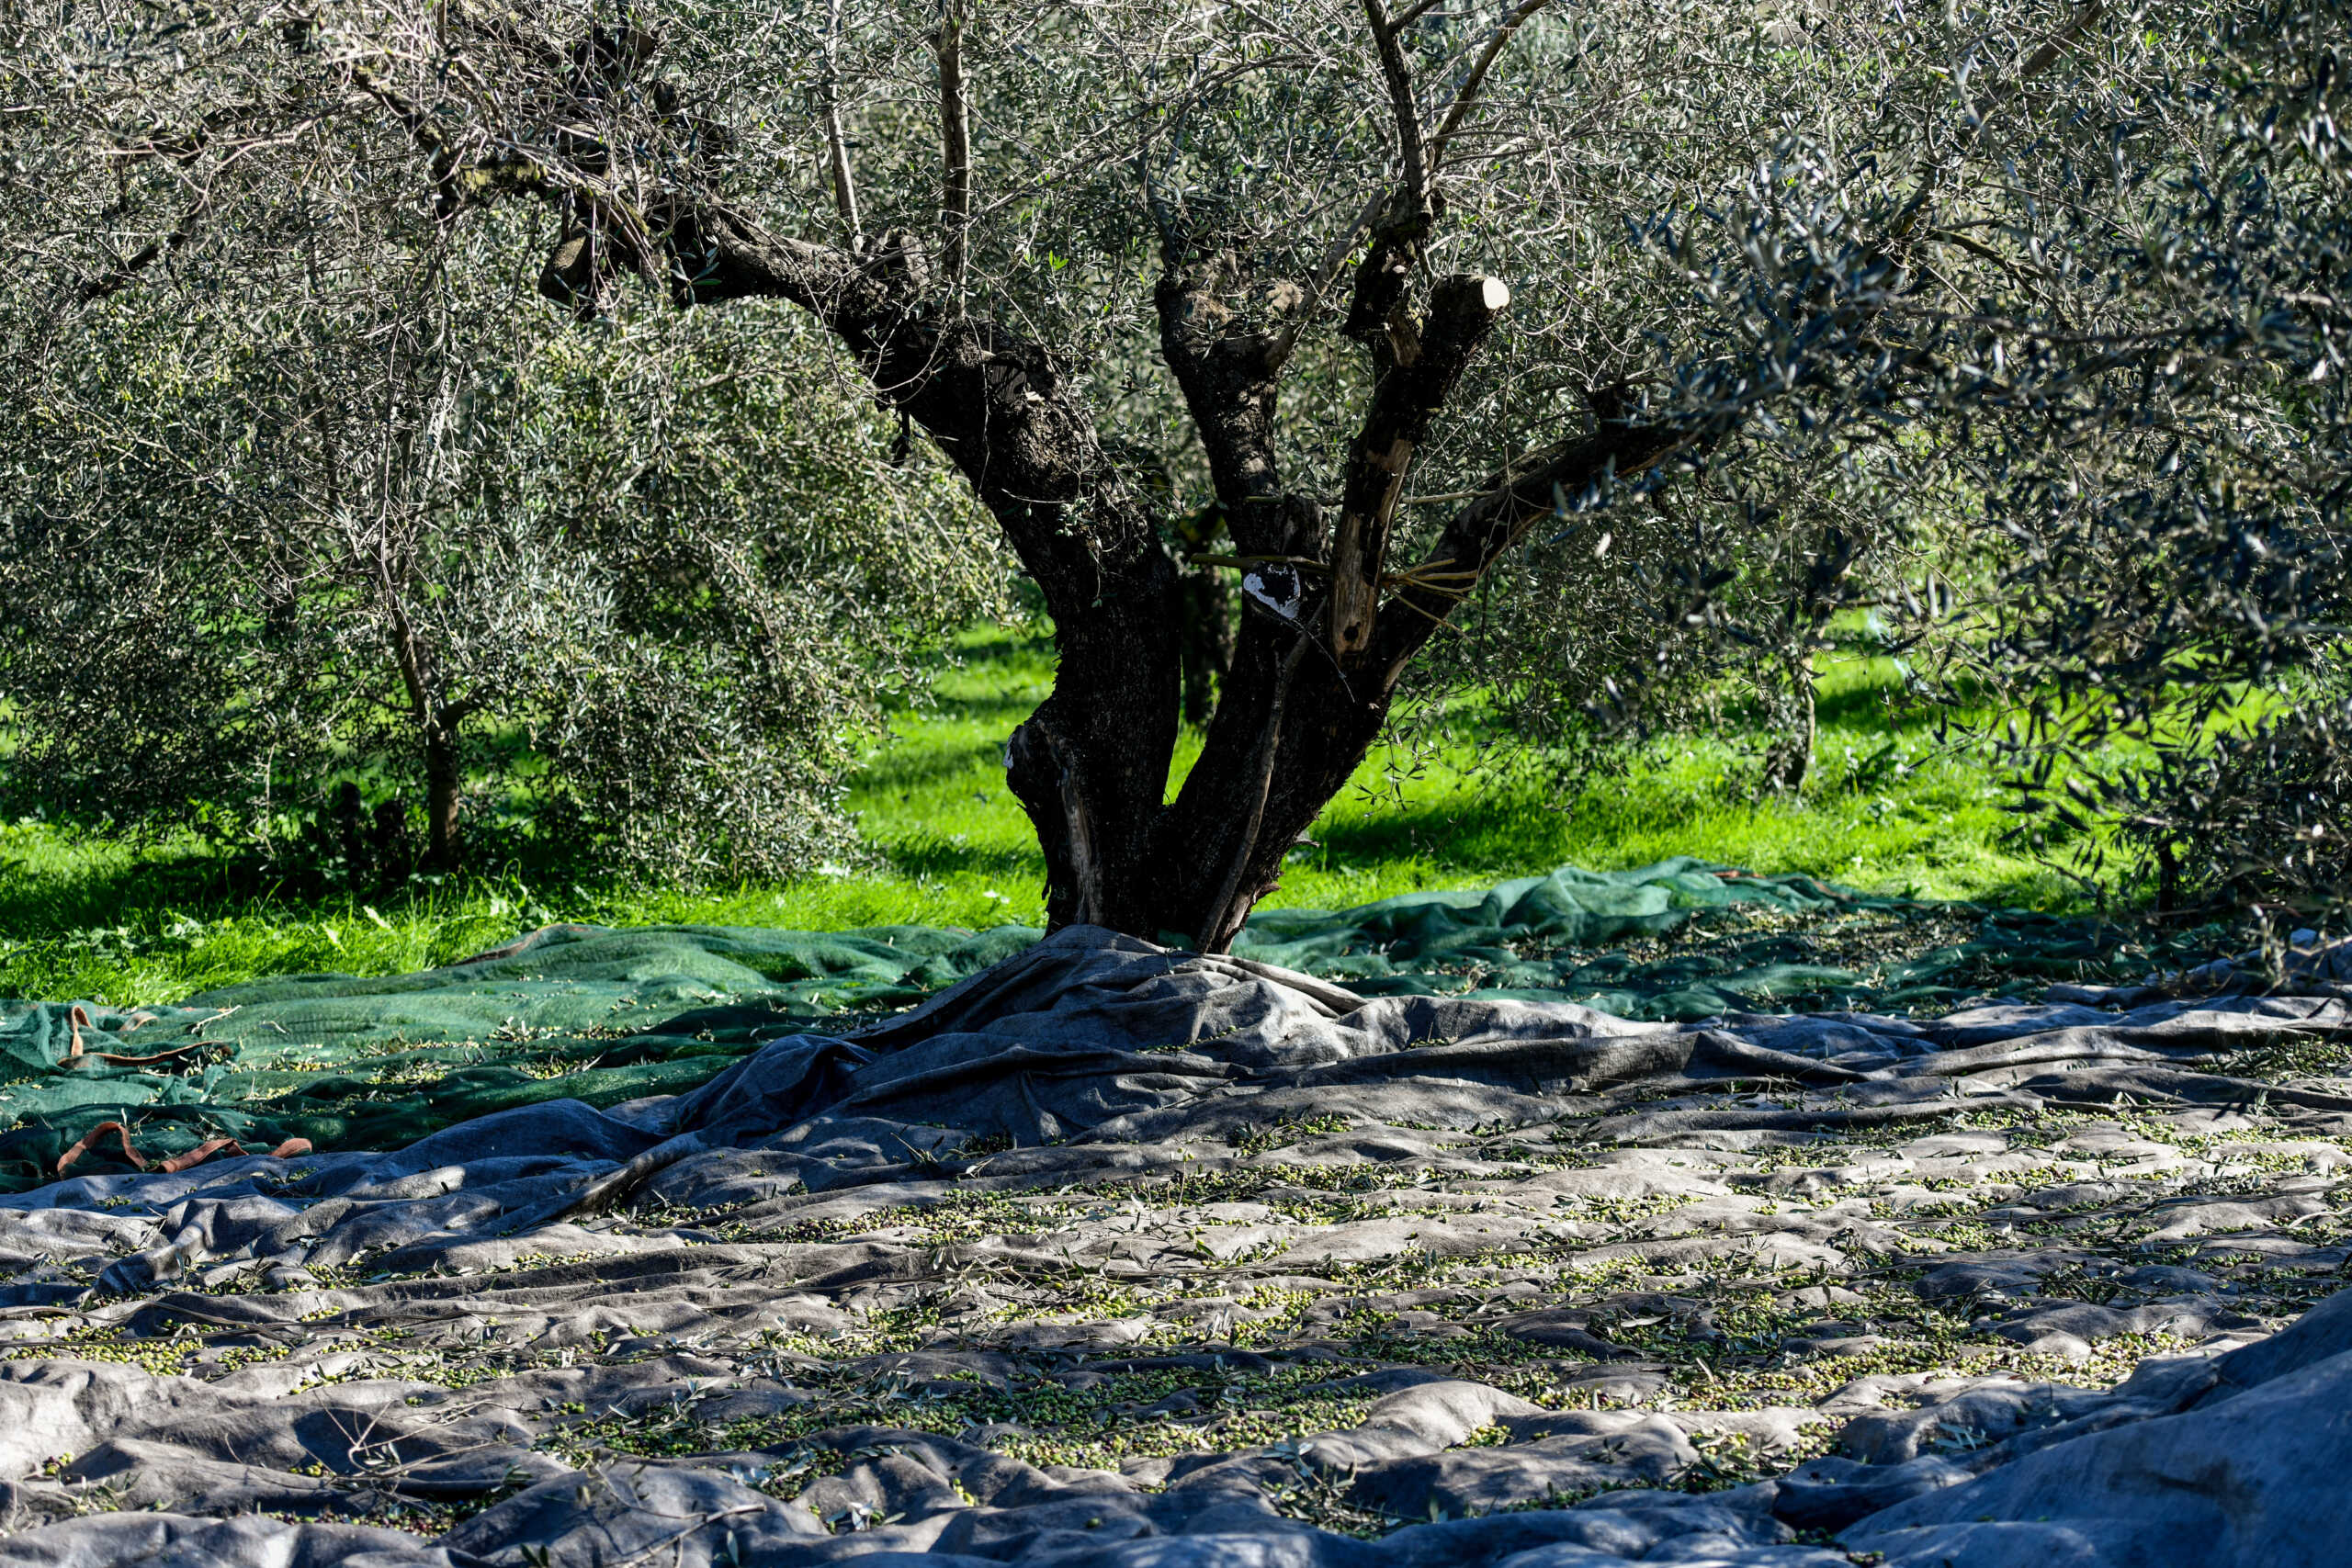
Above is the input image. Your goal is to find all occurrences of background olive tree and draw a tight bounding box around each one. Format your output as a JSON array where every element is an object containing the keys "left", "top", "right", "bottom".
[{"left": 0, "top": 111, "right": 1009, "bottom": 883}]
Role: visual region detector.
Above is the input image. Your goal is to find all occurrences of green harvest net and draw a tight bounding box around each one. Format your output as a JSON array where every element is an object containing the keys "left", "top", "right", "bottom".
[{"left": 0, "top": 859, "right": 2196, "bottom": 1190}]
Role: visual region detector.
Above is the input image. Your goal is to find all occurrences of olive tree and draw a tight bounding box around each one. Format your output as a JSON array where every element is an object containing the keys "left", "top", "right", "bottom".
[
  {"left": 10, "top": 0, "right": 2343, "bottom": 928},
  {"left": 0, "top": 185, "right": 1006, "bottom": 879}
]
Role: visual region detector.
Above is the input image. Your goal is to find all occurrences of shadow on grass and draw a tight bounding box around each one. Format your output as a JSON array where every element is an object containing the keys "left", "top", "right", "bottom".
[
  {"left": 0, "top": 842, "right": 289, "bottom": 937},
  {"left": 1964, "top": 864, "right": 2121, "bottom": 913},
  {"left": 1313, "top": 786, "right": 1572, "bottom": 872},
  {"left": 1813, "top": 682, "right": 1941, "bottom": 731},
  {"left": 915, "top": 683, "right": 1046, "bottom": 726},
  {"left": 862, "top": 736, "right": 1028, "bottom": 793},
  {"left": 0, "top": 823, "right": 630, "bottom": 943},
  {"left": 944, "top": 632, "right": 1058, "bottom": 669},
  {"left": 874, "top": 834, "right": 1046, "bottom": 883}
]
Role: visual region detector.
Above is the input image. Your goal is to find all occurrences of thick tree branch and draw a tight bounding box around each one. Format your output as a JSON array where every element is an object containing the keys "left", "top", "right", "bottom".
[
  {"left": 934, "top": 0, "right": 972, "bottom": 300},
  {"left": 822, "top": 0, "right": 864, "bottom": 246},
  {"left": 1194, "top": 629, "right": 1309, "bottom": 950},
  {"left": 1426, "top": 0, "right": 1556, "bottom": 170},
  {"left": 1155, "top": 253, "right": 1316, "bottom": 557},
  {"left": 1269, "top": 0, "right": 1552, "bottom": 373},
  {"left": 348, "top": 33, "right": 1151, "bottom": 654},
  {"left": 592, "top": 199, "right": 1181, "bottom": 931},
  {"left": 1360, "top": 0, "right": 1429, "bottom": 210},
  {"left": 1329, "top": 273, "right": 1510, "bottom": 661},
  {"left": 1369, "top": 421, "right": 1693, "bottom": 684}
]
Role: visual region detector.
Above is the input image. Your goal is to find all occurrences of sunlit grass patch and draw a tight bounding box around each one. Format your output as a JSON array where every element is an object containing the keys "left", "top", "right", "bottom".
[{"left": 0, "top": 622, "right": 2120, "bottom": 1006}]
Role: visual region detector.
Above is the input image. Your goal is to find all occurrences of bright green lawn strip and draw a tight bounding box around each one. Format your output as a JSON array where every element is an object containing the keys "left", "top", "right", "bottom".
[
  {"left": 0, "top": 626, "right": 2106, "bottom": 1005},
  {"left": 826, "top": 626, "right": 2086, "bottom": 925}
]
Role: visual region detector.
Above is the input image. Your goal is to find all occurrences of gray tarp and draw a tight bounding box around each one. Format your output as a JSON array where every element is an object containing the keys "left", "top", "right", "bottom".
[
  {"left": 0, "top": 927, "right": 2345, "bottom": 1566},
  {"left": 0, "top": 858, "right": 2192, "bottom": 1190}
]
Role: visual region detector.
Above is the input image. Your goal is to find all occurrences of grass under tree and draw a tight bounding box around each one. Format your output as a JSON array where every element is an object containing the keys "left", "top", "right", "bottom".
[{"left": 0, "top": 626, "right": 2102, "bottom": 1008}]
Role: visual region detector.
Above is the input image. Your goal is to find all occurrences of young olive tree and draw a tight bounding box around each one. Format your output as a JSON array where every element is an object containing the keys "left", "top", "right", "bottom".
[
  {"left": 1428, "top": 433, "right": 1942, "bottom": 797},
  {"left": 0, "top": 166, "right": 1006, "bottom": 879},
  {"left": 1877, "top": 7, "right": 2352, "bottom": 910},
  {"left": 11, "top": 0, "right": 2343, "bottom": 931}
]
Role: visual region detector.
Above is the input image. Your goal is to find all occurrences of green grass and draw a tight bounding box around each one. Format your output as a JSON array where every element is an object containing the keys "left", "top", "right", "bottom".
[
  {"left": 0, "top": 622, "right": 2098, "bottom": 1006},
  {"left": 840, "top": 625, "right": 2082, "bottom": 917}
]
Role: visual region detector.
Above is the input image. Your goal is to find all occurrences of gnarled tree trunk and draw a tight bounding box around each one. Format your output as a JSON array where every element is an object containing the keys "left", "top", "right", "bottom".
[{"left": 536, "top": 197, "right": 1690, "bottom": 947}]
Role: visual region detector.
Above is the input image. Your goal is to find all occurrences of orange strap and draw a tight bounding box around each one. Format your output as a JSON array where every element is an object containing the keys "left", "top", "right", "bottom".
[
  {"left": 157, "top": 1137, "right": 240, "bottom": 1174},
  {"left": 54, "top": 1121, "right": 145, "bottom": 1174},
  {"left": 62, "top": 1004, "right": 204, "bottom": 1068},
  {"left": 154, "top": 1135, "right": 314, "bottom": 1174},
  {"left": 55, "top": 1128, "right": 311, "bottom": 1178}
]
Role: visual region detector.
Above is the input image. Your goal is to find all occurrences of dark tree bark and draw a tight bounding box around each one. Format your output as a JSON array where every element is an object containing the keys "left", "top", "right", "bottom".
[
  {"left": 554, "top": 217, "right": 1192, "bottom": 931},
  {"left": 423, "top": 720, "right": 463, "bottom": 872},
  {"left": 333, "top": 782, "right": 368, "bottom": 880},
  {"left": 370, "top": 797, "right": 415, "bottom": 892},
  {"left": 1760, "top": 651, "right": 1817, "bottom": 793},
  {"left": 372, "top": 546, "right": 470, "bottom": 873},
  {"left": 1173, "top": 556, "right": 1236, "bottom": 730},
  {"left": 1762, "top": 527, "right": 1860, "bottom": 793}
]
